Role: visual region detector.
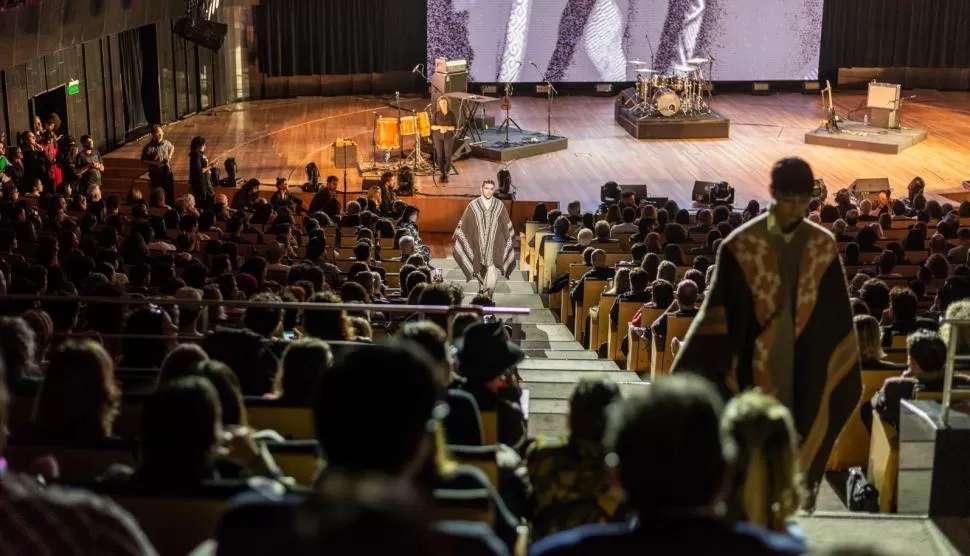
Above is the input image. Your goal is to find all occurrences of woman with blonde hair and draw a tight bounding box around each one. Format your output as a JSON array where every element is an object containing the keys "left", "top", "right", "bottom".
[
  {"left": 721, "top": 389, "right": 805, "bottom": 542},
  {"left": 605, "top": 268, "right": 631, "bottom": 296},
  {"left": 854, "top": 314, "right": 905, "bottom": 370}
]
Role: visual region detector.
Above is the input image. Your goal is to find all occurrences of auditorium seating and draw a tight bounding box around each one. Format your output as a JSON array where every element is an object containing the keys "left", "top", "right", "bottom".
[{"left": 827, "top": 369, "right": 904, "bottom": 470}]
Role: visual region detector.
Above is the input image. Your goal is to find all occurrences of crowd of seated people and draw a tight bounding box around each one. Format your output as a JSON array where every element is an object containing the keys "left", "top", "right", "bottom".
[{"left": 0, "top": 152, "right": 965, "bottom": 555}]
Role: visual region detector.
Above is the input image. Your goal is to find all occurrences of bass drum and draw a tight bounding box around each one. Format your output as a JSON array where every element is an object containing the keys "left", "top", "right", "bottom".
[{"left": 652, "top": 88, "right": 682, "bottom": 117}]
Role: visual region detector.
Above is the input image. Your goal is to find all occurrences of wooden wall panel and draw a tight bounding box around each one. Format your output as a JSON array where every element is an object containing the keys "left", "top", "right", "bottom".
[
  {"left": 25, "top": 58, "right": 46, "bottom": 97},
  {"left": 4, "top": 65, "right": 30, "bottom": 142},
  {"left": 187, "top": 43, "right": 199, "bottom": 115},
  {"left": 83, "top": 40, "right": 109, "bottom": 151},
  {"left": 64, "top": 45, "right": 89, "bottom": 139},
  {"left": 107, "top": 35, "right": 125, "bottom": 146},
  {"left": 173, "top": 34, "right": 189, "bottom": 118}
]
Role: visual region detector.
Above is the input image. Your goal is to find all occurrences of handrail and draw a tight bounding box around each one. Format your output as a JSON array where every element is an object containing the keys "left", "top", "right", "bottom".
[{"left": 3, "top": 294, "right": 531, "bottom": 316}]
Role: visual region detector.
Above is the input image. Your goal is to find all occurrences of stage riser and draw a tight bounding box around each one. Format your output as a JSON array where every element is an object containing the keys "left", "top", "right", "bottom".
[
  {"left": 804, "top": 121, "right": 928, "bottom": 155},
  {"left": 614, "top": 88, "right": 731, "bottom": 140},
  {"left": 472, "top": 137, "right": 570, "bottom": 162}
]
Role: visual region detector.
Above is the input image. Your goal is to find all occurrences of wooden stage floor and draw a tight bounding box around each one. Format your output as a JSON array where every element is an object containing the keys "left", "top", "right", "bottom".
[{"left": 107, "top": 90, "right": 970, "bottom": 217}]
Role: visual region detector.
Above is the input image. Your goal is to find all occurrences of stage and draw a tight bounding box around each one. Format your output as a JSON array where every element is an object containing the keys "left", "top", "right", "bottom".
[
  {"left": 104, "top": 90, "right": 970, "bottom": 231},
  {"left": 805, "top": 120, "right": 929, "bottom": 154}
]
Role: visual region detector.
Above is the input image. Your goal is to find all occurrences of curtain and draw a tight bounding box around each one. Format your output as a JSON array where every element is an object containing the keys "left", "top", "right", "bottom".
[
  {"left": 820, "top": 0, "right": 970, "bottom": 79},
  {"left": 119, "top": 28, "right": 147, "bottom": 132},
  {"left": 254, "top": 0, "right": 426, "bottom": 77}
]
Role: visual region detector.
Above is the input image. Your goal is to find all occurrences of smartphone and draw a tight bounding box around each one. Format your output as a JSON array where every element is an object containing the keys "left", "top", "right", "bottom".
[
  {"left": 283, "top": 330, "right": 296, "bottom": 340},
  {"left": 432, "top": 268, "right": 444, "bottom": 282}
]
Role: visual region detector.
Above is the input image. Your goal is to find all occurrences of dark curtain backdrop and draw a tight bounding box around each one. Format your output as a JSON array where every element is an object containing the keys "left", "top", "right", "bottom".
[
  {"left": 254, "top": 0, "right": 426, "bottom": 77},
  {"left": 820, "top": 0, "right": 970, "bottom": 80},
  {"left": 118, "top": 28, "right": 147, "bottom": 133}
]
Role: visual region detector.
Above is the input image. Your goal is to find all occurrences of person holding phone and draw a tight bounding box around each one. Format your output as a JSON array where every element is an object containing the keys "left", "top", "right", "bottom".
[{"left": 430, "top": 97, "right": 457, "bottom": 182}]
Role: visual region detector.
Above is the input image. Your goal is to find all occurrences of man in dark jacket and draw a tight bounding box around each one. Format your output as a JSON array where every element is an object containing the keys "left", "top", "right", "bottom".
[
  {"left": 610, "top": 268, "right": 652, "bottom": 325},
  {"left": 202, "top": 326, "right": 280, "bottom": 397},
  {"left": 570, "top": 249, "right": 615, "bottom": 305}
]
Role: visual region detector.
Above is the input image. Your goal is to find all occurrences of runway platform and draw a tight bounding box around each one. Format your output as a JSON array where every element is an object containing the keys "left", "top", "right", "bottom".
[{"left": 805, "top": 120, "right": 929, "bottom": 154}]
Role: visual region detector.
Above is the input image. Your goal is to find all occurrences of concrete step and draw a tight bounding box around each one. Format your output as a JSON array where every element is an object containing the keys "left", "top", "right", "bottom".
[
  {"left": 519, "top": 359, "right": 620, "bottom": 372},
  {"left": 527, "top": 380, "right": 649, "bottom": 399},
  {"left": 519, "top": 369, "right": 637, "bottom": 383},
  {"left": 523, "top": 350, "right": 600, "bottom": 360},
  {"left": 459, "top": 281, "right": 536, "bottom": 295},
  {"left": 528, "top": 413, "right": 568, "bottom": 437},
  {"left": 507, "top": 312, "right": 558, "bottom": 325},
  {"left": 512, "top": 324, "right": 577, "bottom": 342},
  {"left": 515, "top": 340, "right": 586, "bottom": 350},
  {"left": 530, "top": 398, "right": 570, "bottom": 415},
  {"left": 442, "top": 269, "right": 531, "bottom": 284}
]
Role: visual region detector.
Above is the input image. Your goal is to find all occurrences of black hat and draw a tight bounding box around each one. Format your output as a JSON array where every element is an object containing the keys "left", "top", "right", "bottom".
[
  {"left": 454, "top": 321, "right": 524, "bottom": 382},
  {"left": 771, "top": 157, "right": 815, "bottom": 196}
]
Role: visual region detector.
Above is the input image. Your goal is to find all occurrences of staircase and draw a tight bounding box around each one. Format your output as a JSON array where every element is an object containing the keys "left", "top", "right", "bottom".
[
  {"left": 434, "top": 257, "right": 646, "bottom": 438},
  {"left": 100, "top": 157, "right": 150, "bottom": 198}
]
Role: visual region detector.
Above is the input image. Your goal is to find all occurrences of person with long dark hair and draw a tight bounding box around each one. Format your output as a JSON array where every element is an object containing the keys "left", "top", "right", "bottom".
[
  {"left": 397, "top": 205, "right": 431, "bottom": 261},
  {"left": 189, "top": 136, "right": 215, "bottom": 209}
]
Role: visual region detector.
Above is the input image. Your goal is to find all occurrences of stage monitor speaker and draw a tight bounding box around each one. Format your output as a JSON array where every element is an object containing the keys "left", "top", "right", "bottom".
[
  {"left": 850, "top": 178, "right": 890, "bottom": 201},
  {"left": 431, "top": 71, "right": 467, "bottom": 98},
  {"left": 173, "top": 17, "right": 228, "bottom": 51},
  {"left": 618, "top": 184, "right": 648, "bottom": 203},
  {"left": 692, "top": 180, "right": 717, "bottom": 204}
]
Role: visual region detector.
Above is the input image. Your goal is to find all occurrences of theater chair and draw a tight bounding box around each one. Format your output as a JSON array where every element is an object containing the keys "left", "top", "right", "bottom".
[
  {"left": 589, "top": 292, "right": 617, "bottom": 355},
  {"left": 433, "top": 488, "right": 495, "bottom": 527},
  {"left": 265, "top": 440, "right": 319, "bottom": 486},
  {"left": 650, "top": 315, "right": 695, "bottom": 381},
  {"left": 449, "top": 444, "right": 500, "bottom": 488},
  {"left": 246, "top": 401, "right": 315, "bottom": 439},
  {"left": 868, "top": 412, "right": 898, "bottom": 513},
  {"left": 609, "top": 301, "right": 641, "bottom": 362},
  {"left": 574, "top": 280, "right": 608, "bottom": 344},
  {"left": 4, "top": 441, "right": 137, "bottom": 483},
  {"left": 97, "top": 487, "right": 235, "bottom": 556},
  {"left": 827, "top": 369, "right": 903, "bottom": 471}
]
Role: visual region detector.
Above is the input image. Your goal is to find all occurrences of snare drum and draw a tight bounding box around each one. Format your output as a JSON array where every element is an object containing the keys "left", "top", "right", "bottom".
[
  {"left": 376, "top": 117, "right": 400, "bottom": 151},
  {"left": 652, "top": 75, "right": 685, "bottom": 92},
  {"left": 652, "top": 88, "right": 682, "bottom": 117},
  {"left": 416, "top": 111, "right": 431, "bottom": 138},
  {"left": 399, "top": 116, "right": 418, "bottom": 136}
]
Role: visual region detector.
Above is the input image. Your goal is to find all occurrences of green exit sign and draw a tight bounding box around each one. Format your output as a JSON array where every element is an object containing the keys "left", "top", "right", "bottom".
[{"left": 67, "top": 79, "right": 80, "bottom": 96}]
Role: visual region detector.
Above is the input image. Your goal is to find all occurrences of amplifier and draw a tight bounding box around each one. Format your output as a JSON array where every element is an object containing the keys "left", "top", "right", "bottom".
[
  {"left": 333, "top": 143, "right": 358, "bottom": 169},
  {"left": 434, "top": 57, "right": 468, "bottom": 74}
]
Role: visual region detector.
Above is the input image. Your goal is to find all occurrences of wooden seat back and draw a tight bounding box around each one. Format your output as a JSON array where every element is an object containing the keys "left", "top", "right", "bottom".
[
  {"left": 591, "top": 292, "right": 617, "bottom": 352},
  {"left": 867, "top": 412, "right": 898, "bottom": 513},
  {"left": 539, "top": 240, "right": 564, "bottom": 293},
  {"left": 111, "top": 494, "right": 226, "bottom": 555},
  {"left": 433, "top": 488, "right": 494, "bottom": 527},
  {"left": 481, "top": 411, "right": 498, "bottom": 446},
  {"left": 449, "top": 444, "right": 500, "bottom": 488},
  {"left": 626, "top": 308, "right": 665, "bottom": 373},
  {"left": 574, "top": 280, "right": 607, "bottom": 344},
  {"left": 651, "top": 315, "right": 694, "bottom": 380},
  {"left": 4, "top": 443, "right": 137, "bottom": 482},
  {"left": 246, "top": 405, "right": 315, "bottom": 439},
  {"left": 265, "top": 440, "right": 319, "bottom": 485},
  {"left": 610, "top": 301, "right": 641, "bottom": 362},
  {"left": 827, "top": 369, "right": 903, "bottom": 471}
]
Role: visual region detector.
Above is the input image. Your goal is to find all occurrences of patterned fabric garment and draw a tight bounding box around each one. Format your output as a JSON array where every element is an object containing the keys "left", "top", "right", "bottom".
[
  {"left": 671, "top": 211, "right": 861, "bottom": 492},
  {"left": 526, "top": 437, "right": 627, "bottom": 541},
  {"left": 453, "top": 197, "right": 516, "bottom": 282},
  {"left": 498, "top": 0, "right": 533, "bottom": 82},
  {"left": 0, "top": 471, "right": 157, "bottom": 555}
]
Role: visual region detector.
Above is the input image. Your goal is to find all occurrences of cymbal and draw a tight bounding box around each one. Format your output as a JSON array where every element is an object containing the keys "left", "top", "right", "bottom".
[
  {"left": 687, "top": 57, "right": 710, "bottom": 65},
  {"left": 635, "top": 68, "right": 658, "bottom": 73},
  {"left": 628, "top": 59, "right": 648, "bottom": 65},
  {"left": 674, "top": 65, "right": 697, "bottom": 73}
]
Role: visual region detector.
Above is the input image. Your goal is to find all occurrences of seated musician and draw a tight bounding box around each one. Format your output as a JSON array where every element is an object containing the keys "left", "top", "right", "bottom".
[{"left": 710, "top": 181, "right": 735, "bottom": 208}]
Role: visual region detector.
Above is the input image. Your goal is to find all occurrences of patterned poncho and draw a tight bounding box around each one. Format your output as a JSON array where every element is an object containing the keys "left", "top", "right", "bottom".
[
  {"left": 672, "top": 211, "right": 862, "bottom": 492},
  {"left": 453, "top": 197, "right": 516, "bottom": 281}
]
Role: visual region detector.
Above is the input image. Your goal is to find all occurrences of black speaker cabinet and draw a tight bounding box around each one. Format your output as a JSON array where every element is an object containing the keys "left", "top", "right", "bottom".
[{"left": 851, "top": 178, "right": 890, "bottom": 201}]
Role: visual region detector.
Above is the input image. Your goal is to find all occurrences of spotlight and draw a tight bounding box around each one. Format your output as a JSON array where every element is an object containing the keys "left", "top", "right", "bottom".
[
  {"left": 595, "top": 83, "right": 613, "bottom": 95},
  {"left": 496, "top": 167, "right": 514, "bottom": 200},
  {"left": 396, "top": 166, "right": 414, "bottom": 197}
]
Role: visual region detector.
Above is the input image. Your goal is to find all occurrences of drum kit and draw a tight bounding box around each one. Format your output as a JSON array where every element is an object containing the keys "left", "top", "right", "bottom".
[{"left": 629, "top": 57, "right": 714, "bottom": 118}]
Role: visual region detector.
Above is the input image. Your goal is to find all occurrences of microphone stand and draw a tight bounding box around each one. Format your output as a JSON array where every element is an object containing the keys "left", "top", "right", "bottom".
[{"left": 529, "top": 61, "right": 556, "bottom": 140}]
